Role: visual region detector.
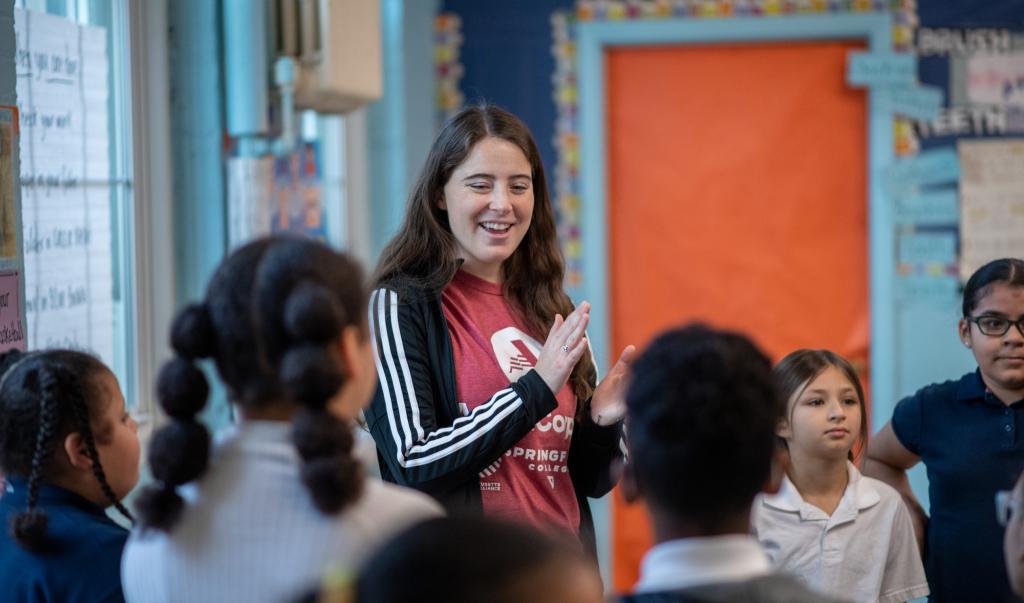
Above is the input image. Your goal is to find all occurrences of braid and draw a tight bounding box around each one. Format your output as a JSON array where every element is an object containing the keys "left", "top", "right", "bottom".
[
  {"left": 10, "top": 368, "right": 58, "bottom": 552},
  {"left": 135, "top": 303, "right": 214, "bottom": 531},
  {"left": 68, "top": 390, "right": 134, "bottom": 523},
  {"left": 265, "top": 265, "right": 366, "bottom": 514}
]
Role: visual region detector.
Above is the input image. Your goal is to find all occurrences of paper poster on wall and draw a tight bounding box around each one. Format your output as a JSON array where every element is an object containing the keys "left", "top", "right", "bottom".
[
  {"left": 894, "top": 189, "right": 959, "bottom": 226},
  {"left": 884, "top": 147, "right": 960, "bottom": 196},
  {"left": 272, "top": 141, "right": 326, "bottom": 241},
  {"left": 959, "top": 138, "right": 1024, "bottom": 281},
  {"left": 966, "top": 52, "right": 1024, "bottom": 108},
  {"left": 0, "top": 107, "right": 16, "bottom": 260},
  {"left": 898, "top": 231, "right": 957, "bottom": 265},
  {"left": 227, "top": 156, "right": 274, "bottom": 247},
  {"left": 896, "top": 273, "right": 960, "bottom": 305},
  {"left": 0, "top": 271, "right": 25, "bottom": 353},
  {"left": 15, "top": 9, "right": 113, "bottom": 358}
]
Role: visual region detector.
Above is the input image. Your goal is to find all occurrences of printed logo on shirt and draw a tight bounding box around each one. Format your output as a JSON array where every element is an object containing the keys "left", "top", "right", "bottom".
[
  {"left": 490, "top": 327, "right": 541, "bottom": 379},
  {"left": 503, "top": 446, "right": 570, "bottom": 473},
  {"left": 535, "top": 411, "right": 574, "bottom": 440},
  {"left": 479, "top": 459, "right": 503, "bottom": 477}
]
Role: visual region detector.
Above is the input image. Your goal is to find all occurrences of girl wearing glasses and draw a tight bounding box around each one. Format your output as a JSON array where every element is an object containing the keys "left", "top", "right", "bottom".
[{"left": 863, "top": 257, "right": 1024, "bottom": 602}]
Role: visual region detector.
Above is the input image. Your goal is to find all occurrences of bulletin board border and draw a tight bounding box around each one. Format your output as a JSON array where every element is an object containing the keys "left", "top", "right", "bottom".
[{"left": 574, "top": 13, "right": 899, "bottom": 414}]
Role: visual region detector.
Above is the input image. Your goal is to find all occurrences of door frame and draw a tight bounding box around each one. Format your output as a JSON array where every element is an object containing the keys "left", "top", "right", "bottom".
[{"left": 575, "top": 13, "right": 896, "bottom": 416}]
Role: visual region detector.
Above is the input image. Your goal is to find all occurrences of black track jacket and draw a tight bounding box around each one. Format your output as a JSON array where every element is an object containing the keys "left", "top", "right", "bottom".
[{"left": 366, "top": 281, "right": 624, "bottom": 557}]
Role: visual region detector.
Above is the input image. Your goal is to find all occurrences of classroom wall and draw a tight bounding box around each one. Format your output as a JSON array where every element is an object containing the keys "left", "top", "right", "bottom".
[
  {"left": 431, "top": 1, "right": 1024, "bottom": 514},
  {"left": 439, "top": 0, "right": 574, "bottom": 189},
  {"left": 0, "top": 1, "right": 13, "bottom": 107},
  {"left": 366, "top": 0, "right": 439, "bottom": 258}
]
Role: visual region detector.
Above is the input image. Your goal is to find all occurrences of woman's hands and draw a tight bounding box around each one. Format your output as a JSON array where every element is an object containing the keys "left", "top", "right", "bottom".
[
  {"left": 534, "top": 302, "right": 591, "bottom": 395},
  {"left": 590, "top": 344, "right": 636, "bottom": 426},
  {"left": 533, "top": 302, "right": 636, "bottom": 428}
]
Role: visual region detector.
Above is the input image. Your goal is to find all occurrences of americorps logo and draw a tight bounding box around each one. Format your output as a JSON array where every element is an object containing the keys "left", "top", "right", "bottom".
[{"left": 490, "top": 326, "right": 540, "bottom": 379}]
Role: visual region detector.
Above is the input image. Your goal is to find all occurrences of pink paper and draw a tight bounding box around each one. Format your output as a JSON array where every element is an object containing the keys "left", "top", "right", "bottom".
[{"left": 0, "top": 271, "right": 25, "bottom": 352}]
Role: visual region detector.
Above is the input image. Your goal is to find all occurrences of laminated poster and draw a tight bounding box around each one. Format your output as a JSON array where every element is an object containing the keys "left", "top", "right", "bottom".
[
  {"left": 15, "top": 8, "right": 113, "bottom": 356},
  {"left": 959, "top": 138, "right": 1024, "bottom": 281}
]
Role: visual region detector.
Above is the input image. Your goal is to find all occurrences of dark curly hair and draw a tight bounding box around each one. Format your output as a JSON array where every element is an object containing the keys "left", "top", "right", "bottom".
[
  {"left": 0, "top": 349, "right": 133, "bottom": 552},
  {"left": 624, "top": 324, "right": 781, "bottom": 529},
  {"left": 354, "top": 516, "right": 594, "bottom": 603},
  {"left": 135, "top": 236, "right": 369, "bottom": 531}
]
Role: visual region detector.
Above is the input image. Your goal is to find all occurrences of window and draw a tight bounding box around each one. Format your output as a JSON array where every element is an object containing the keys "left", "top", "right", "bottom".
[{"left": 14, "top": 0, "right": 138, "bottom": 407}]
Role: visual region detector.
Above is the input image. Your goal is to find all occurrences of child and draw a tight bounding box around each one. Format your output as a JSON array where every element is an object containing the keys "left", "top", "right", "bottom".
[
  {"left": 618, "top": 324, "right": 840, "bottom": 602},
  {"left": 0, "top": 349, "right": 140, "bottom": 602},
  {"left": 754, "top": 349, "right": 929, "bottom": 603},
  {"left": 122, "top": 236, "right": 441, "bottom": 603},
  {"left": 864, "top": 257, "right": 1024, "bottom": 602},
  {"left": 354, "top": 516, "right": 605, "bottom": 603}
]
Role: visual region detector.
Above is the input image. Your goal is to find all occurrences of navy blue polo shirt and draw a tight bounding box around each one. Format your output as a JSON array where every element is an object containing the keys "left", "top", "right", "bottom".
[
  {"left": 0, "top": 479, "right": 129, "bottom": 602},
  {"left": 892, "top": 369, "right": 1024, "bottom": 603}
]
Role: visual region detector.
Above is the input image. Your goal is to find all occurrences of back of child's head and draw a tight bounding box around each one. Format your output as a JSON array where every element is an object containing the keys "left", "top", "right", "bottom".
[
  {"left": 0, "top": 349, "right": 133, "bottom": 551},
  {"left": 135, "top": 235, "right": 370, "bottom": 532},
  {"left": 624, "top": 323, "right": 780, "bottom": 528},
  {"left": 354, "top": 516, "right": 603, "bottom": 603},
  {"left": 963, "top": 258, "right": 1024, "bottom": 317},
  {"left": 774, "top": 349, "right": 868, "bottom": 458}
]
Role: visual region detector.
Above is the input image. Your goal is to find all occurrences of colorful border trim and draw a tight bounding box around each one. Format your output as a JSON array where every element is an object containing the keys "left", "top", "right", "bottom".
[
  {"left": 552, "top": 0, "right": 920, "bottom": 286},
  {"left": 435, "top": 13, "right": 465, "bottom": 127}
]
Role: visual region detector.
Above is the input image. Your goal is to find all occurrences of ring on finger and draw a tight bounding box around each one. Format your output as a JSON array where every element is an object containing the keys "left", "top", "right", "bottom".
[{"left": 561, "top": 344, "right": 569, "bottom": 353}]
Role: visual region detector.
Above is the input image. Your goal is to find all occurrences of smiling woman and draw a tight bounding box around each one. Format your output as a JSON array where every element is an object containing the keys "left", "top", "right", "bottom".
[
  {"left": 438, "top": 137, "right": 535, "bottom": 283},
  {"left": 366, "top": 104, "right": 634, "bottom": 558}
]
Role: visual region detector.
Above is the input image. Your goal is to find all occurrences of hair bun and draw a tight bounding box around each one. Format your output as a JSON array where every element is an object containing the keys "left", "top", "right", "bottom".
[
  {"left": 170, "top": 303, "right": 216, "bottom": 359},
  {"left": 148, "top": 420, "right": 211, "bottom": 486},
  {"left": 292, "top": 410, "right": 348, "bottom": 459},
  {"left": 133, "top": 483, "right": 185, "bottom": 533},
  {"left": 156, "top": 358, "right": 210, "bottom": 419},
  {"left": 284, "top": 282, "right": 344, "bottom": 344},
  {"left": 292, "top": 408, "right": 362, "bottom": 513},
  {"left": 280, "top": 344, "right": 344, "bottom": 407},
  {"left": 300, "top": 455, "right": 364, "bottom": 514}
]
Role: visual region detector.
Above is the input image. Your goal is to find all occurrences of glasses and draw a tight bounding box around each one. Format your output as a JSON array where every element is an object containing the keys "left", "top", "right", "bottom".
[
  {"left": 968, "top": 315, "right": 1024, "bottom": 337},
  {"left": 997, "top": 490, "right": 1024, "bottom": 526}
]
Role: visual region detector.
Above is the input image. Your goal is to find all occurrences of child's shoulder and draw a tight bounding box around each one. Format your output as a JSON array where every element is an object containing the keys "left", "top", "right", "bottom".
[
  {"left": 854, "top": 470, "right": 907, "bottom": 516},
  {"left": 908, "top": 371, "right": 976, "bottom": 403},
  {"left": 357, "top": 478, "right": 445, "bottom": 521}
]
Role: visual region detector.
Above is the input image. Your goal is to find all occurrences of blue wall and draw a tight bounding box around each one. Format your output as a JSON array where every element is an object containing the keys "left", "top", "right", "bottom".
[{"left": 440, "top": 0, "right": 574, "bottom": 186}]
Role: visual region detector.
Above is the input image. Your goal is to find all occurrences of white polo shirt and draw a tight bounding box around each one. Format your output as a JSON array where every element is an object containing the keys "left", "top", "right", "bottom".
[
  {"left": 753, "top": 462, "right": 929, "bottom": 603},
  {"left": 634, "top": 534, "right": 772, "bottom": 593}
]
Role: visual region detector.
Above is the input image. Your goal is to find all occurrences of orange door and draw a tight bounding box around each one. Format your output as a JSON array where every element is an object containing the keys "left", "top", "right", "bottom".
[{"left": 606, "top": 41, "right": 869, "bottom": 591}]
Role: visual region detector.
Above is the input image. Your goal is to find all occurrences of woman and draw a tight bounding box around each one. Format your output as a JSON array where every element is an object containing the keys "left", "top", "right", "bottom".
[{"left": 366, "top": 104, "right": 632, "bottom": 556}]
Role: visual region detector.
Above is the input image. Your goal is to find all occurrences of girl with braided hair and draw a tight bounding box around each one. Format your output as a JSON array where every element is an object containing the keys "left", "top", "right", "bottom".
[
  {"left": 0, "top": 349, "right": 140, "bottom": 602},
  {"left": 122, "top": 235, "right": 440, "bottom": 603}
]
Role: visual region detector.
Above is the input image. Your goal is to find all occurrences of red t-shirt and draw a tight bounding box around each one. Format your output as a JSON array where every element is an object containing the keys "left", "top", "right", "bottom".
[{"left": 442, "top": 270, "right": 581, "bottom": 535}]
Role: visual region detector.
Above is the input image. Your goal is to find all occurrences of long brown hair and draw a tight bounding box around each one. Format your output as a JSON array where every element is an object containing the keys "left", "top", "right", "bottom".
[
  {"left": 774, "top": 349, "right": 869, "bottom": 461},
  {"left": 373, "top": 104, "right": 596, "bottom": 402}
]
